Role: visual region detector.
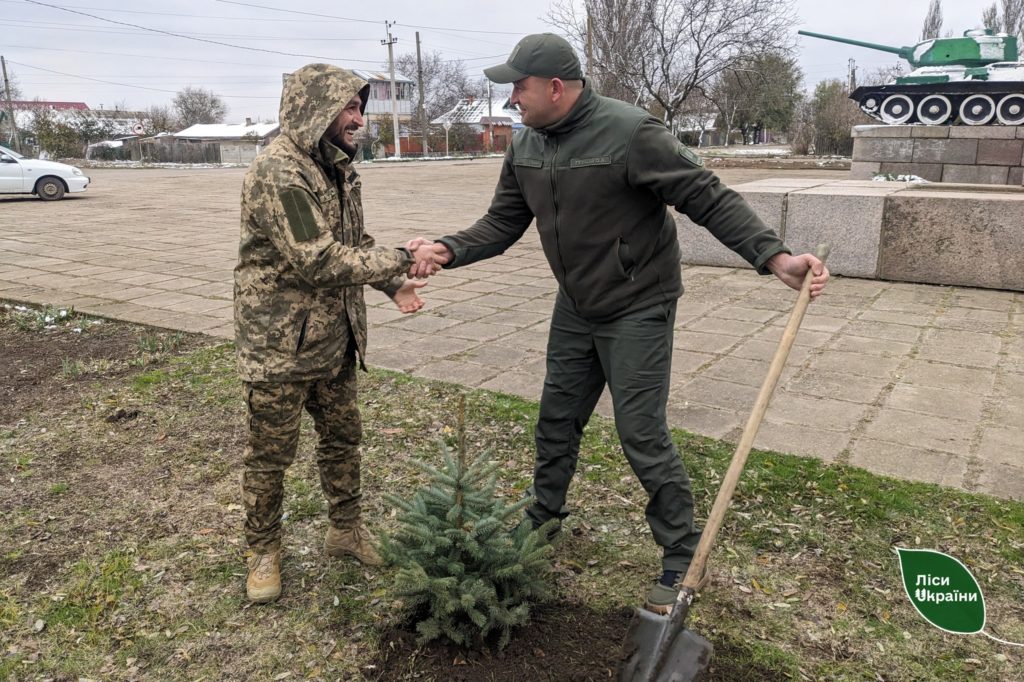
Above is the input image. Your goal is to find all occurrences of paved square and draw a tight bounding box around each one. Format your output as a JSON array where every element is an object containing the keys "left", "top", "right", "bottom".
[{"left": 2, "top": 161, "right": 1021, "bottom": 498}]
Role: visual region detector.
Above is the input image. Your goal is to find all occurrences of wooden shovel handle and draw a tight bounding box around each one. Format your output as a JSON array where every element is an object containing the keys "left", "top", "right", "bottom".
[{"left": 679, "top": 244, "right": 830, "bottom": 594}]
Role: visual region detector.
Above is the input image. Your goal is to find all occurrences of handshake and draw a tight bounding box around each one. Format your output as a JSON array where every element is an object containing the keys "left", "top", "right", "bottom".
[{"left": 403, "top": 238, "right": 452, "bottom": 279}]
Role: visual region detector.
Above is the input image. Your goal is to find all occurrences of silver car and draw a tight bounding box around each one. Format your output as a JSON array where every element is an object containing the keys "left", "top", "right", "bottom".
[{"left": 0, "top": 145, "right": 90, "bottom": 200}]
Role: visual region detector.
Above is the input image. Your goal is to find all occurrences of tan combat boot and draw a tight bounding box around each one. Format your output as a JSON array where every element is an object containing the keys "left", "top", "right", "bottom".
[
  {"left": 246, "top": 550, "right": 282, "bottom": 603},
  {"left": 325, "top": 524, "right": 383, "bottom": 566}
]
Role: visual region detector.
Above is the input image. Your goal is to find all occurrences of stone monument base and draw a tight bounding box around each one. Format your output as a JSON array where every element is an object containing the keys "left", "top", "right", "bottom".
[
  {"left": 849, "top": 124, "right": 1024, "bottom": 185},
  {"left": 677, "top": 179, "right": 1024, "bottom": 292}
]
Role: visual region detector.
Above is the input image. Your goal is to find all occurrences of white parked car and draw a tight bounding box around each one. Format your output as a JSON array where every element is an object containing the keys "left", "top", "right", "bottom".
[{"left": 0, "top": 145, "right": 90, "bottom": 200}]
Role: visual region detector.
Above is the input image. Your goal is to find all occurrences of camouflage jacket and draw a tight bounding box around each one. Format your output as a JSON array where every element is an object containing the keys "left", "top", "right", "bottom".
[{"left": 234, "top": 64, "right": 412, "bottom": 382}]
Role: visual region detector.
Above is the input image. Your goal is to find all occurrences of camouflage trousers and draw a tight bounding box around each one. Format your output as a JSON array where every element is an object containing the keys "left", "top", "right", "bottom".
[{"left": 241, "top": 355, "right": 362, "bottom": 552}]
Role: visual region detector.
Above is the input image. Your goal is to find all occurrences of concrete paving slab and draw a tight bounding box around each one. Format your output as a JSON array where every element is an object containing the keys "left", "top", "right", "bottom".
[
  {"left": 847, "top": 439, "right": 968, "bottom": 488},
  {"left": 2, "top": 164, "right": 1022, "bottom": 501}
]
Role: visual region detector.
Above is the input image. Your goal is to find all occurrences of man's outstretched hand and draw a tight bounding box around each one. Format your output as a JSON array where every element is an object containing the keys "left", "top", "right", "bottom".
[
  {"left": 766, "top": 252, "right": 830, "bottom": 299},
  {"left": 404, "top": 238, "right": 452, "bottom": 279},
  {"left": 393, "top": 278, "right": 427, "bottom": 313}
]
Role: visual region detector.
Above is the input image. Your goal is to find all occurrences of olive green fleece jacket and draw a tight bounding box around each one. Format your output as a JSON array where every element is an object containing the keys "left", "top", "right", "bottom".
[{"left": 437, "top": 84, "right": 790, "bottom": 322}]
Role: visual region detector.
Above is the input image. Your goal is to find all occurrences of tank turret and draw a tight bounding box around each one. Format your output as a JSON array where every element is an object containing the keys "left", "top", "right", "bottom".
[{"left": 799, "top": 29, "right": 1024, "bottom": 125}]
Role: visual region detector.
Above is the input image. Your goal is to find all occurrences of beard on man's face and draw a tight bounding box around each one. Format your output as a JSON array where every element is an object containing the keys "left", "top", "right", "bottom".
[{"left": 334, "top": 123, "right": 360, "bottom": 156}]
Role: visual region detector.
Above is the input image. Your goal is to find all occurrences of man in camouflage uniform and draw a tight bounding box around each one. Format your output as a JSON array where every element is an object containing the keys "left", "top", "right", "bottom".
[{"left": 234, "top": 63, "right": 439, "bottom": 603}]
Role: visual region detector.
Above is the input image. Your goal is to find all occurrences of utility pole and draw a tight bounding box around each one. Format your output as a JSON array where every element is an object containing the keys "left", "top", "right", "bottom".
[
  {"left": 382, "top": 22, "right": 402, "bottom": 159},
  {"left": 1, "top": 56, "right": 22, "bottom": 154},
  {"left": 586, "top": 11, "right": 594, "bottom": 84},
  {"left": 486, "top": 79, "right": 493, "bottom": 153},
  {"left": 415, "top": 31, "right": 428, "bottom": 157}
]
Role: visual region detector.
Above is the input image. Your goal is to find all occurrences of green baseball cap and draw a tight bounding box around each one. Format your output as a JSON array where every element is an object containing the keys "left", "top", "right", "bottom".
[{"left": 484, "top": 33, "right": 583, "bottom": 83}]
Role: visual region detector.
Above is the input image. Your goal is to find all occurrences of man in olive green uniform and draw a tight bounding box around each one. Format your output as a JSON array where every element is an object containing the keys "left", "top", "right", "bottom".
[
  {"left": 234, "top": 63, "right": 438, "bottom": 603},
  {"left": 419, "top": 35, "right": 830, "bottom": 614}
]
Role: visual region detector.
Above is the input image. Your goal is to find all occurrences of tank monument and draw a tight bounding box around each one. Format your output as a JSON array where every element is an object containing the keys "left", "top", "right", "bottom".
[{"left": 677, "top": 27, "right": 1024, "bottom": 292}]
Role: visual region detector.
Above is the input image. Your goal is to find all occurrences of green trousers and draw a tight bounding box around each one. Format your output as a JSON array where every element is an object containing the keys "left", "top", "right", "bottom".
[
  {"left": 527, "top": 293, "right": 701, "bottom": 572},
  {"left": 241, "top": 354, "right": 361, "bottom": 552}
]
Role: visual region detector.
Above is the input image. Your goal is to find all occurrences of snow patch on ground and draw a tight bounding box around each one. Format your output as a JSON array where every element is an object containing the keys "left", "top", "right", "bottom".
[
  {"left": 81, "top": 160, "right": 248, "bottom": 169},
  {"left": 699, "top": 146, "right": 792, "bottom": 157},
  {"left": 872, "top": 173, "right": 930, "bottom": 183}
]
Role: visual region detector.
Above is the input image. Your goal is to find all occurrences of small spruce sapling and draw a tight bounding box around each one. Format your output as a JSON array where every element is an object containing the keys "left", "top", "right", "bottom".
[{"left": 378, "top": 396, "right": 555, "bottom": 650}]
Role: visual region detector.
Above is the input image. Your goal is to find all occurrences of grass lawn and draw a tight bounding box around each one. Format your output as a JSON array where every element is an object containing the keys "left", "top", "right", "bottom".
[{"left": 1, "top": 304, "right": 1021, "bottom": 681}]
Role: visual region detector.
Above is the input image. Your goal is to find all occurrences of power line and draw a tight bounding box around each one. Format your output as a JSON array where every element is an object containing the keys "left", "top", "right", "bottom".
[
  {"left": 213, "top": 0, "right": 525, "bottom": 35},
  {"left": 0, "top": 19, "right": 380, "bottom": 41},
  {"left": 0, "top": 1, "right": 369, "bottom": 23},
  {"left": 23, "top": 0, "right": 384, "bottom": 62},
  {"left": 212, "top": 0, "right": 382, "bottom": 26},
  {"left": 6, "top": 60, "right": 279, "bottom": 99},
  {"left": 3, "top": 44, "right": 289, "bottom": 68}
]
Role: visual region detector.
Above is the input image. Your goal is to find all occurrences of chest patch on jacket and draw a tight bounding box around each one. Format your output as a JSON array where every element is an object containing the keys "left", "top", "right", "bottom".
[
  {"left": 513, "top": 157, "right": 543, "bottom": 168},
  {"left": 569, "top": 156, "right": 612, "bottom": 168},
  {"left": 280, "top": 188, "right": 321, "bottom": 242},
  {"left": 677, "top": 144, "right": 704, "bottom": 168}
]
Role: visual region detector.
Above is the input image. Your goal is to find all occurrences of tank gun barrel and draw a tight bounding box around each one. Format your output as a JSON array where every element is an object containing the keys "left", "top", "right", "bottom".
[{"left": 798, "top": 30, "right": 915, "bottom": 64}]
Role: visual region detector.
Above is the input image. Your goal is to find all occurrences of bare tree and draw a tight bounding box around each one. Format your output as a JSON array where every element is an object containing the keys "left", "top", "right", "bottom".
[
  {"left": 548, "top": 0, "right": 796, "bottom": 128},
  {"left": 921, "top": 0, "right": 943, "bottom": 40},
  {"left": 145, "top": 104, "right": 178, "bottom": 135},
  {"left": 2, "top": 66, "right": 23, "bottom": 100},
  {"left": 860, "top": 63, "right": 905, "bottom": 86},
  {"left": 547, "top": 0, "right": 653, "bottom": 104},
  {"left": 983, "top": 3, "right": 999, "bottom": 30},
  {"left": 1001, "top": 0, "right": 1024, "bottom": 35},
  {"left": 395, "top": 51, "right": 486, "bottom": 123},
  {"left": 982, "top": 0, "right": 1024, "bottom": 36},
  {"left": 172, "top": 86, "right": 228, "bottom": 128}
]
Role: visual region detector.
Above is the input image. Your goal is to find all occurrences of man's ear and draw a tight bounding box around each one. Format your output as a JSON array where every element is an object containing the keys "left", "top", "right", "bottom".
[{"left": 550, "top": 78, "right": 566, "bottom": 102}]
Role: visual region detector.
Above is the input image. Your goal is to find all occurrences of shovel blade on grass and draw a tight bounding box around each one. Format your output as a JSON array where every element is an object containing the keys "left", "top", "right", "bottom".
[{"left": 618, "top": 608, "right": 712, "bottom": 682}]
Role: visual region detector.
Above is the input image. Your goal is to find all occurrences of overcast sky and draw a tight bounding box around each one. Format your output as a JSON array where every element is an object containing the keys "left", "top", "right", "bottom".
[{"left": 0, "top": 0, "right": 1001, "bottom": 121}]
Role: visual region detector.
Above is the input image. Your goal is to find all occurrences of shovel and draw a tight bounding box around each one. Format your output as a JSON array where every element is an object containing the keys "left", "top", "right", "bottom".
[{"left": 618, "top": 244, "right": 830, "bottom": 682}]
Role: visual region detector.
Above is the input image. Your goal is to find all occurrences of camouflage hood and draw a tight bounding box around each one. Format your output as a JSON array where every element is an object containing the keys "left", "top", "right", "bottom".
[{"left": 279, "top": 63, "right": 369, "bottom": 156}]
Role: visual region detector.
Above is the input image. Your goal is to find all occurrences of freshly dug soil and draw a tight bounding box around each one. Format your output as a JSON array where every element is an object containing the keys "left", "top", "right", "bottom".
[{"left": 368, "top": 603, "right": 635, "bottom": 681}]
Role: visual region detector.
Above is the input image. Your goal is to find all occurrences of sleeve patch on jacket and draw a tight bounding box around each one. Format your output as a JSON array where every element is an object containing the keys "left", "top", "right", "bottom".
[
  {"left": 280, "top": 188, "right": 321, "bottom": 242},
  {"left": 677, "top": 144, "right": 704, "bottom": 168}
]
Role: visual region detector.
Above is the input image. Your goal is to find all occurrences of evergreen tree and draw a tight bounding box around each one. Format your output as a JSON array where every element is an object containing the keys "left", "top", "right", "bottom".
[{"left": 379, "top": 402, "right": 554, "bottom": 650}]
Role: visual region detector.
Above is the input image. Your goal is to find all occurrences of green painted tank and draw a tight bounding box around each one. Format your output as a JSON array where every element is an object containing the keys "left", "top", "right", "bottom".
[{"left": 799, "top": 29, "right": 1024, "bottom": 125}]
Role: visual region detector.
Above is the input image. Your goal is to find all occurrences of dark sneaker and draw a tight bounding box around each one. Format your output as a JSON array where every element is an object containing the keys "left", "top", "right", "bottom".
[{"left": 643, "top": 568, "right": 710, "bottom": 615}]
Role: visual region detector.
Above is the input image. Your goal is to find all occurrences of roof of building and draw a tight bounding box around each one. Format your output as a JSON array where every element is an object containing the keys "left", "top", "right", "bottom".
[
  {"left": 173, "top": 121, "right": 280, "bottom": 139},
  {"left": 352, "top": 69, "right": 414, "bottom": 84},
  {"left": 432, "top": 97, "right": 521, "bottom": 126},
  {"left": 9, "top": 101, "right": 89, "bottom": 111}
]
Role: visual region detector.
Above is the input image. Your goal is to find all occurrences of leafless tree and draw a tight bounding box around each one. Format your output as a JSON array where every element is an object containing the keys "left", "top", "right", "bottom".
[
  {"left": 395, "top": 51, "right": 487, "bottom": 123},
  {"left": 547, "top": 0, "right": 653, "bottom": 104},
  {"left": 172, "top": 86, "right": 228, "bottom": 128},
  {"left": 547, "top": 0, "right": 796, "bottom": 128},
  {"left": 921, "top": 0, "right": 943, "bottom": 40},
  {"left": 982, "top": 0, "right": 1024, "bottom": 36},
  {"left": 145, "top": 105, "right": 178, "bottom": 135},
  {"left": 860, "top": 63, "right": 905, "bottom": 87},
  {"left": 2, "top": 66, "right": 23, "bottom": 100},
  {"left": 982, "top": 3, "right": 1000, "bottom": 30}
]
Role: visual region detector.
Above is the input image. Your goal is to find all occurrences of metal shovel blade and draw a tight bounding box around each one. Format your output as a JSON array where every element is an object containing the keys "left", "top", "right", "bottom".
[{"left": 618, "top": 607, "right": 712, "bottom": 682}]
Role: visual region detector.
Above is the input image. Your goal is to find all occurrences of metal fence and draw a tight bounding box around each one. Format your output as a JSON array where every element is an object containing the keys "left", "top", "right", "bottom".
[{"left": 811, "top": 134, "right": 854, "bottom": 157}]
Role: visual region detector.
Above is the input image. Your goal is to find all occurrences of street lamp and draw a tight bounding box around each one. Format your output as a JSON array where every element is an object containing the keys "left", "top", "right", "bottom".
[{"left": 443, "top": 121, "right": 452, "bottom": 157}]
